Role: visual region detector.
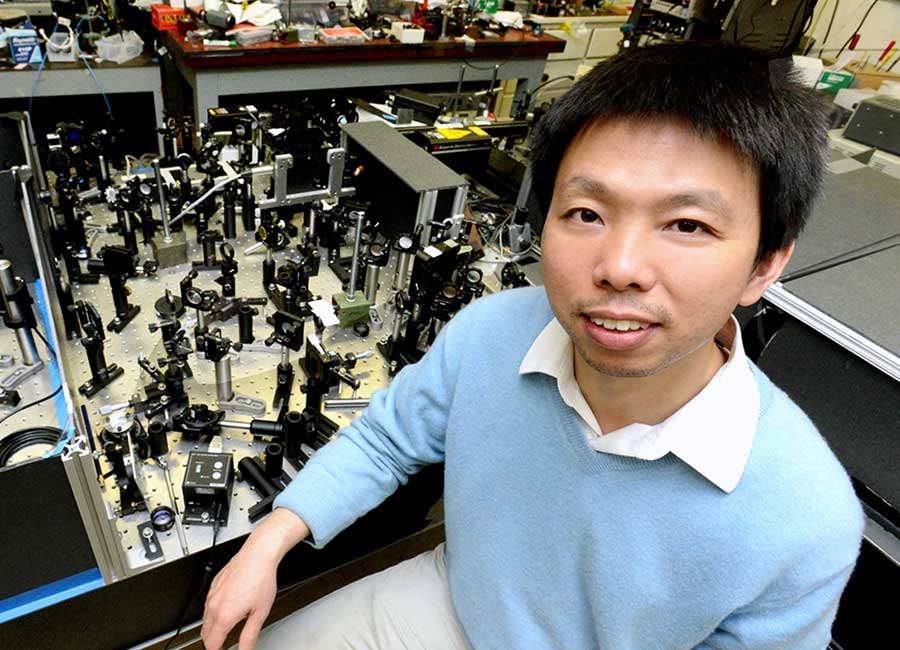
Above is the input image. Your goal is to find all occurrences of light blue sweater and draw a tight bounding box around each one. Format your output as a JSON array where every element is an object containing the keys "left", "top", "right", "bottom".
[{"left": 275, "top": 287, "right": 863, "bottom": 649}]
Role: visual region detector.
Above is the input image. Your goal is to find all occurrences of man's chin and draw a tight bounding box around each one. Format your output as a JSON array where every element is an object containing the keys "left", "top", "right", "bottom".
[{"left": 573, "top": 343, "right": 661, "bottom": 379}]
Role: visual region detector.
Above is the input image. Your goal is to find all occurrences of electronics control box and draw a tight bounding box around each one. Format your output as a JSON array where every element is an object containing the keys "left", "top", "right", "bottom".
[
  {"left": 182, "top": 452, "right": 234, "bottom": 526},
  {"left": 844, "top": 96, "right": 900, "bottom": 157}
]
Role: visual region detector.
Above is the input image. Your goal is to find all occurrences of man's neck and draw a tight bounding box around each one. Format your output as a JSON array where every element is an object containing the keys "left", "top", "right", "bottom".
[{"left": 574, "top": 339, "right": 727, "bottom": 434}]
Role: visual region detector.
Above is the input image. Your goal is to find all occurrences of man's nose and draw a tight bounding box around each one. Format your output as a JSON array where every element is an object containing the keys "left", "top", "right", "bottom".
[{"left": 590, "top": 225, "right": 655, "bottom": 292}]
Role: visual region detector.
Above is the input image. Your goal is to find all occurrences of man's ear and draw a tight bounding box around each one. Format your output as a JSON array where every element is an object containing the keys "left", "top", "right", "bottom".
[{"left": 738, "top": 241, "right": 795, "bottom": 306}]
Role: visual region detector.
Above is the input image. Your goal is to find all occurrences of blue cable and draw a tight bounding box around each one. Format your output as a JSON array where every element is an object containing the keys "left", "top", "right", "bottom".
[
  {"left": 78, "top": 54, "right": 113, "bottom": 114},
  {"left": 27, "top": 23, "right": 54, "bottom": 115},
  {"left": 75, "top": 16, "right": 113, "bottom": 115}
]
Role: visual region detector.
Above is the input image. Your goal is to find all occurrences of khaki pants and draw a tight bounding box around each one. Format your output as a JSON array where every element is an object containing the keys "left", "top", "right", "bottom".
[{"left": 255, "top": 543, "right": 468, "bottom": 650}]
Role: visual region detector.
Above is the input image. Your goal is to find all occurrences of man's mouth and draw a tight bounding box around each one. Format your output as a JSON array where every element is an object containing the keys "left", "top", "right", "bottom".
[
  {"left": 587, "top": 317, "right": 651, "bottom": 332},
  {"left": 581, "top": 314, "right": 658, "bottom": 351}
]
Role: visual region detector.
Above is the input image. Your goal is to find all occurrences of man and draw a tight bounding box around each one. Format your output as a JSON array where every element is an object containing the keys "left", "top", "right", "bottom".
[{"left": 202, "top": 42, "right": 863, "bottom": 650}]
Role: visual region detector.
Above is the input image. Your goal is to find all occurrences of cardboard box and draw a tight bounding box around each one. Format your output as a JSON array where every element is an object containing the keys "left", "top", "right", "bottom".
[
  {"left": 151, "top": 4, "right": 185, "bottom": 32},
  {"left": 6, "top": 28, "right": 42, "bottom": 64},
  {"left": 843, "top": 60, "right": 900, "bottom": 90},
  {"left": 817, "top": 70, "right": 854, "bottom": 93},
  {"left": 390, "top": 22, "right": 424, "bottom": 44}
]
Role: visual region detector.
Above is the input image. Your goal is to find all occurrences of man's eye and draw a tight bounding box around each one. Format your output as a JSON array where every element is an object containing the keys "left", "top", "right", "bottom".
[
  {"left": 673, "top": 220, "right": 703, "bottom": 234},
  {"left": 571, "top": 209, "right": 601, "bottom": 223}
]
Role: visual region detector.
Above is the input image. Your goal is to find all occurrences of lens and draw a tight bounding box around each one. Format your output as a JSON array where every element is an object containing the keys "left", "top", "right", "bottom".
[{"left": 150, "top": 506, "right": 176, "bottom": 532}]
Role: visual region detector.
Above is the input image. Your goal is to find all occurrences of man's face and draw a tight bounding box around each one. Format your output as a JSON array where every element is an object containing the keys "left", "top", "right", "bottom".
[{"left": 541, "top": 117, "right": 790, "bottom": 379}]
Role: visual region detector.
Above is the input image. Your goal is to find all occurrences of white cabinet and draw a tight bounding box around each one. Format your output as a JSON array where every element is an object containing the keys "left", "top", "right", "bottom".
[
  {"left": 494, "top": 10, "right": 629, "bottom": 117},
  {"left": 529, "top": 13, "right": 629, "bottom": 103},
  {"left": 586, "top": 26, "right": 623, "bottom": 58},
  {"left": 546, "top": 28, "right": 592, "bottom": 61}
]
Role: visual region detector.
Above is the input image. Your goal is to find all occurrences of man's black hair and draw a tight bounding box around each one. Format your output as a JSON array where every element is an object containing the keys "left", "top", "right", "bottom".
[{"left": 529, "top": 42, "right": 829, "bottom": 263}]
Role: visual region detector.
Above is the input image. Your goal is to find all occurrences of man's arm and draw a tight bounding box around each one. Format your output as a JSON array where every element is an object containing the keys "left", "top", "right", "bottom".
[
  {"left": 696, "top": 558, "right": 856, "bottom": 650},
  {"left": 271, "top": 298, "right": 470, "bottom": 546},
  {"left": 201, "top": 296, "right": 477, "bottom": 648},
  {"left": 202, "top": 508, "right": 310, "bottom": 650}
]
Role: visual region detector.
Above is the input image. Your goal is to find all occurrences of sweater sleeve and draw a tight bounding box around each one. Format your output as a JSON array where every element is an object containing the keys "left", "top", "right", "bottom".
[
  {"left": 272, "top": 303, "right": 467, "bottom": 548},
  {"left": 696, "top": 510, "right": 863, "bottom": 650},
  {"left": 695, "top": 559, "right": 856, "bottom": 650}
]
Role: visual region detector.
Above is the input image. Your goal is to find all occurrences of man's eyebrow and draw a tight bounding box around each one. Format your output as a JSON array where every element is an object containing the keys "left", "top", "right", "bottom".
[
  {"left": 557, "top": 176, "right": 613, "bottom": 198},
  {"left": 655, "top": 191, "right": 732, "bottom": 222}
]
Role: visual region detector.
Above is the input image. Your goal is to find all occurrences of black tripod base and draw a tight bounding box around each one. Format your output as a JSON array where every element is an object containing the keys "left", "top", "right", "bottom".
[
  {"left": 79, "top": 363, "right": 125, "bottom": 397},
  {"left": 107, "top": 305, "right": 141, "bottom": 333}
]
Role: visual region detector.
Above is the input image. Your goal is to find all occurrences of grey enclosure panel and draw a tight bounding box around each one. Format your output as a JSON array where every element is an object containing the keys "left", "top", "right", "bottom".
[
  {"left": 341, "top": 121, "right": 466, "bottom": 193},
  {"left": 785, "top": 166, "right": 900, "bottom": 276},
  {"left": 785, "top": 246, "right": 900, "bottom": 357}
]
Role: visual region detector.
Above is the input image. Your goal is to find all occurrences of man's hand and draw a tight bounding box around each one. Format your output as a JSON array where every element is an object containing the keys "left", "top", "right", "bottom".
[{"left": 201, "top": 508, "right": 310, "bottom": 650}]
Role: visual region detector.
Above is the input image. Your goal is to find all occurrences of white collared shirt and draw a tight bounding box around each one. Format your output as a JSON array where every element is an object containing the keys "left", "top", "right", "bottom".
[{"left": 518, "top": 316, "right": 759, "bottom": 493}]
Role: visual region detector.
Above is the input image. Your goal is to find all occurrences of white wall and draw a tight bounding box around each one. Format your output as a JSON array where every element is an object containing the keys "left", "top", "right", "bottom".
[{"left": 807, "top": 0, "right": 900, "bottom": 62}]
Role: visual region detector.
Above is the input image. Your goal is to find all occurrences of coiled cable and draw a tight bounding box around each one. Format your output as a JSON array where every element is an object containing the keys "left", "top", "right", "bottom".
[{"left": 0, "top": 426, "right": 65, "bottom": 468}]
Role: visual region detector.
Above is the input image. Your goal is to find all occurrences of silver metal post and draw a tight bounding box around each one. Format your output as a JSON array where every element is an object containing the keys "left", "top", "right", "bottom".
[
  {"left": 98, "top": 154, "right": 109, "bottom": 186},
  {"left": 281, "top": 345, "right": 290, "bottom": 366},
  {"left": 220, "top": 420, "right": 251, "bottom": 431},
  {"left": 391, "top": 308, "right": 404, "bottom": 340},
  {"left": 512, "top": 164, "right": 533, "bottom": 225},
  {"left": 308, "top": 207, "right": 317, "bottom": 240},
  {"left": 215, "top": 357, "right": 233, "bottom": 402},
  {"left": 394, "top": 252, "right": 412, "bottom": 292},
  {"left": 0, "top": 259, "right": 40, "bottom": 365},
  {"left": 415, "top": 191, "right": 438, "bottom": 245},
  {"left": 450, "top": 184, "right": 467, "bottom": 239},
  {"left": 452, "top": 64, "right": 465, "bottom": 118},
  {"left": 160, "top": 464, "right": 190, "bottom": 556},
  {"left": 488, "top": 64, "right": 500, "bottom": 115},
  {"left": 365, "top": 264, "right": 380, "bottom": 304},
  {"left": 346, "top": 210, "right": 365, "bottom": 302},
  {"left": 324, "top": 398, "right": 370, "bottom": 409},
  {"left": 244, "top": 240, "right": 266, "bottom": 255},
  {"left": 152, "top": 160, "right": 172, "bottom": 241}
]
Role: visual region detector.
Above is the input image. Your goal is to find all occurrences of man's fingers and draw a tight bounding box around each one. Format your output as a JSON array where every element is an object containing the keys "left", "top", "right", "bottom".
[
  {"left": 237, "top": 609, "right": 267, "bottom": 650},
  {"left": 202, "top": 611, "right": 234, "bottom": 650}
]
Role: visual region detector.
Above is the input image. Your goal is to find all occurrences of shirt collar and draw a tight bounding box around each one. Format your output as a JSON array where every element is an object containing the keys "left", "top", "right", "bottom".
[{"left": 519, "top": 316, "right": 759, "bottom": 493}]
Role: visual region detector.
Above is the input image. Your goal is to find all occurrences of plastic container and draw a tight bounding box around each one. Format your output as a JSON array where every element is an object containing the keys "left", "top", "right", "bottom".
[
  {"left": 279, "top": 0, "right": 346, "bottom": 27},
  {"left": 96, "top": 30, "right": 144, "bottom": 64}
]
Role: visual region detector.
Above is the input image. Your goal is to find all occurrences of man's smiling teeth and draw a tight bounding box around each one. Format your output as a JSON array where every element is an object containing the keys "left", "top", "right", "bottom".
[{"left": 589, "top": 317, "right": 650, "bottom": 331}]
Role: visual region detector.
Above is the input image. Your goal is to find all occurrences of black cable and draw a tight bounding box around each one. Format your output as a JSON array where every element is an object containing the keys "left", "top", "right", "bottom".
[
  {"left": 462, "top": 38, "right": 525, "bottom": 71},
  {"left": 0, "top": 426, "right": 65, "bottom": 467},
  {"left": 163, "top": 507, "right": 223, "bottom": 650},
  {"left": 0, "top": 384, "right": 63, "bottom": 428},
  {"left": 835, "top": 0, "right": 880, "bottom": 59},
  {"left": 531, "top": 75, "right": 574, "bottom": 94},
  {"left": 817, "top": 0, "right": 841, "bottom": 58},
  {"left": 32, "top": 326, "right": 57, "bottom": 362},
  {"left": 737, "top": 0, "right": 766, "bottom": 46},
  {"left": 800, "top": 0, "right": 818, "bottom": 43},
  {"left": 780, "top": 0, "right": 810, "bottom": 55},
  {"left": 0, "top": 324, "right": 63, "bottom": 427},
  {"left": 781, "top": 231, "right": 900, "bottom": 283}
]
